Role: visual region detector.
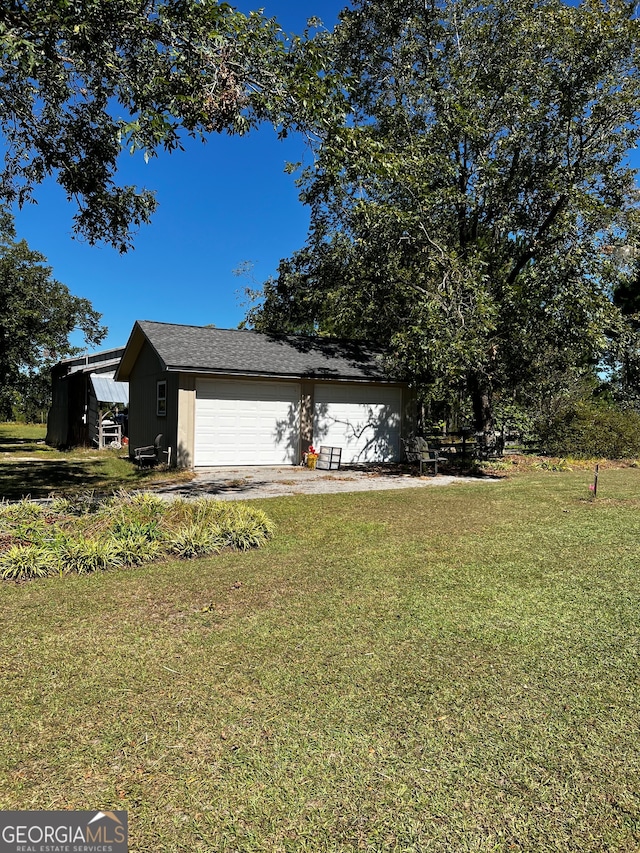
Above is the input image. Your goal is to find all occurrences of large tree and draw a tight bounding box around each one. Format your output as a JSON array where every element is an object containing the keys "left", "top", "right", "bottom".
[
  {"left": 248, "top": 0, "right": 640, "bottom": 445},
  {"left": 0, "top": 0, "right": 324, "bottom": 250},
  {"left": 0, "top": 208, "right": 105, "bottom": 419}
]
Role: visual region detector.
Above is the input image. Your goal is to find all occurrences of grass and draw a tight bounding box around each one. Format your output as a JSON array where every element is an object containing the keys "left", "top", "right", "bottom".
[
  {"left": 0, "top": 422, "right": 192, "bottom": 499},
  {"left": 0, "top": 466, "right": 639, "bottom": 850},
  {"left": 0, "top": 493, "right": 275, "bottom": 578}
]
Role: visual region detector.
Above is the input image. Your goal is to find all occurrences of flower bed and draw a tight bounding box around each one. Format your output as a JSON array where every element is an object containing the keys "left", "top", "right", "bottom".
[{"left": 0, "top": 492, "right": 275, "bottom": 580}]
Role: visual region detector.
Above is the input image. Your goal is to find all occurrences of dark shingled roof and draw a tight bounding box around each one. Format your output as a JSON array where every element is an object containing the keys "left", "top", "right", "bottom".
[{"left": 136, "top": 321, "right": 396, "bottom": 382}]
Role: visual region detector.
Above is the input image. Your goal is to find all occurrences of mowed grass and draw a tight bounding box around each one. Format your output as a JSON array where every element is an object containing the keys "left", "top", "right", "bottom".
[
  {"left": 1, "top": 468, "right": 639, "bottom": 851},
  {"left": 0, "top": 423, "right": 192, "bottom": 499}
]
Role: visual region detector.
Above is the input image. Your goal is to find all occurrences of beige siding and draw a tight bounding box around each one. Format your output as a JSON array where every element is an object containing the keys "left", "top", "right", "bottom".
[{"left": 177, "top": 374, "right": 196, "bottom": 468}]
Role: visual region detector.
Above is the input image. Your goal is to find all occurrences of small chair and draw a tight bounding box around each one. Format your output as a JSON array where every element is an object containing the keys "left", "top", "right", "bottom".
[{"left": 134, "top": 434, "right": 163, "bottom": 467}]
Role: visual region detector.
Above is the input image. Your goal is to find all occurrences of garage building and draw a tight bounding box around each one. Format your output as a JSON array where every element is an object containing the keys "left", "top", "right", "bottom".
[{"left": 115, "top": 321, "right": 414, "bottom": 468}]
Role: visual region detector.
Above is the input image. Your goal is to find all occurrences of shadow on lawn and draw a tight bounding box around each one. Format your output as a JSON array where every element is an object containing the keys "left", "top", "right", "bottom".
[
  {"left": 0, "top": 455, "right": 190, "bottom": 501},
  {"left": 0, "top": 459, "right": 111, "bottom": 500},
  {"left": 0, "top": 437, "right": 52, "bottom": 454}
]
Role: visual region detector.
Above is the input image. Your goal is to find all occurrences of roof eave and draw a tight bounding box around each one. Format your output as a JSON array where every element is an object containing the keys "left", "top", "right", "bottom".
[{"left": 164, "top": 365, "right": 400, "bottom": 383}]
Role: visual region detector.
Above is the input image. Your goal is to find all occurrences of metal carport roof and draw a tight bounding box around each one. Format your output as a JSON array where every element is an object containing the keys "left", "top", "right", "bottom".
[{"left": 89, "top": 373, "right": 129, "bottom": 405}]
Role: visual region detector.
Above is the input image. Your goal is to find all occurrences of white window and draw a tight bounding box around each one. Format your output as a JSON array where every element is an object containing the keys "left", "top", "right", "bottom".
[{"left": 157, "top": 380, "right": 167, "bottom": 417}]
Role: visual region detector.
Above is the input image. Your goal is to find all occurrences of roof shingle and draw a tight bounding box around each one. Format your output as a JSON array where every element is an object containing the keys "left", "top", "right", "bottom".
[{"left": 136, "top": 321, "right": 396, "bottom": 382}]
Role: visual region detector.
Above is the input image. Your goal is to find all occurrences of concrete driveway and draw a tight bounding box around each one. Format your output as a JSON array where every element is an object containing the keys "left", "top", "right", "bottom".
[{"left": 155, "top": 464, "right": 498, "bottom": 501}]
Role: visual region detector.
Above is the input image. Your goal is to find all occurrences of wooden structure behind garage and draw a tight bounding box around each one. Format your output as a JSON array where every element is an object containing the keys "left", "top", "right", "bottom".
[{"left": 46, "top": 348, "right": 128, "bottom": 448}]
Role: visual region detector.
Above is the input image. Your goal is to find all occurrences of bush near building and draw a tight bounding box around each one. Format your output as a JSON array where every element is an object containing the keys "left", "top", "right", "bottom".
[{"left": 536, "top": 403, "right": 640, "bottom": 459}]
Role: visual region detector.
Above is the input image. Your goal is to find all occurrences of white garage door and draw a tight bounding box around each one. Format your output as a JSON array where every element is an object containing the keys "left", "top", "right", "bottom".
[
  {"left": 195, "top": 379, "right": 300, "bottom": 466},
  {"left": 313, "top": 384, "right": 402, "bottom": 463}
]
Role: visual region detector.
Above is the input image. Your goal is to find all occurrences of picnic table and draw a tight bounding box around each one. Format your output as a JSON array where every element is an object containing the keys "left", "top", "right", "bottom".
[{"left": 424, "top": 434, "right": 476, "bottom": 461}]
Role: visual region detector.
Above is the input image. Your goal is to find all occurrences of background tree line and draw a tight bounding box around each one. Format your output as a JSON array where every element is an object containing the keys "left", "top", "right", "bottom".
[
  {"left": 246, "top": 0, "right": 640, "bottom": 454},
  {"left": 2, "top": 0, "right": 640, "bottom": 456}
]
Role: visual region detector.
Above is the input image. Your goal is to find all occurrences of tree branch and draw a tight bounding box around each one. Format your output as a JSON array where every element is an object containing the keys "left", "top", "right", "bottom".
[{"left": 506, "top": 194, "right": 568, "bottom": 286}]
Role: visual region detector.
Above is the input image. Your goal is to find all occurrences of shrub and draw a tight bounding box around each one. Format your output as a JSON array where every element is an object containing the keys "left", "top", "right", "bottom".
[
  {"left": 113, "top": 535, "right": 161, "bottom": 566},
  {"left": 58, "top": 539, "right": 124, "bottom": 574},
  {"left": 536, "top": 404, "right": 640, "bottom": 459},
  {"left": 0, "top": 544, "right": 54, "bottom": 579},
  {"left": 0, "top": 500, "right": 44, "bottom": 522},
  {"left": 168, "top": 523, "right": 224, "bottom": 559}
]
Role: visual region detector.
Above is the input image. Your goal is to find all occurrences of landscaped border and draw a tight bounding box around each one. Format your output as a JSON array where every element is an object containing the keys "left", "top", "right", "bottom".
[{"left": 0, "top": 492, "right": 275, "bottom": 580}]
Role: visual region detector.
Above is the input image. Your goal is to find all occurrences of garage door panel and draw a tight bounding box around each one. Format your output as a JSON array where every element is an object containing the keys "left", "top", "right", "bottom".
[
  {"left": 313, "top": 385, "right": 402, "bottom": 463},
  {"left": 195, "top": 379, "right": 300, "bottom": 466}
]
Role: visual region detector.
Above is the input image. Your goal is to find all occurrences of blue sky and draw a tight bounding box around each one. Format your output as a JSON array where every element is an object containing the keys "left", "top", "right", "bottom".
[{"left": 11, "top": 1, "right": 347, "bottom": 351}]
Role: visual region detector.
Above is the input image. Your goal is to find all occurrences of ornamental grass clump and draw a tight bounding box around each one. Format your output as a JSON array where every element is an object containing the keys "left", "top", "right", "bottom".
[
  {"left": 111, "top": 520, "right": 164, "bottom": 542},
  {"left": 219, "top": 505, "right": 276, "bottom": 550},
  {"left": 112, "top": 535, "right": 161, "bottom": 566},
  {"left": 124, "top": 491, "right": 167, "bottom": 518},
  {"left": 58, "top": 539, "right": 124, "bottom": 574},
  {"left": 101, "top": 492, "right": 167, "bottom": 535},
  {"left": 163, "top": 499, "right": 276, "bottom": 553},
  {"left": 48, "top": 497, "right": 73, "bottom": 515},
  {"left": 0, "top": 500, "right": 45, "bottom": 522},
  {"left": 56, "top": 490, "right": 105, "bottom": 516},
  {"left": 0, "top": 544, "right": 53, "bottom": 579},
  {"left": 163, "top": 497, "right": 228, "bottom": 530},
  {"left": 167, "top": 523, "right": 225, "bottom": 559},
  {"left": 0, "top": 494, "right": 275, "bottom": 581}
]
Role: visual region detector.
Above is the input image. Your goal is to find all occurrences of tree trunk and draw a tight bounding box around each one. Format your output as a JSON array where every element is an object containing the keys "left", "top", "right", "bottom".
[{"left": 469, "top": 375, "right": 496, "bottom": 457}]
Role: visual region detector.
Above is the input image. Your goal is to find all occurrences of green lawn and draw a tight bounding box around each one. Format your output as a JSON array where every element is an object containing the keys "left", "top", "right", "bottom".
[
  {"left": 0, "top": 422, "right": 192, "bottom": 499},
  {"left": 0, "top": 467, "right": 639, "bottom": 851}
]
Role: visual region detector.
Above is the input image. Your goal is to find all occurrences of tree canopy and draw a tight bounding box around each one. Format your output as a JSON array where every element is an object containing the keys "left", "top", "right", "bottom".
[
  {"left": 0, "top": 0, "right": 325, "bottom": 250},
  {"left": 247, "top": 0, "right": 640, "bottom": 441},
  {"left": 0, "top": 208, "right": 105, "bottom": 419}
]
